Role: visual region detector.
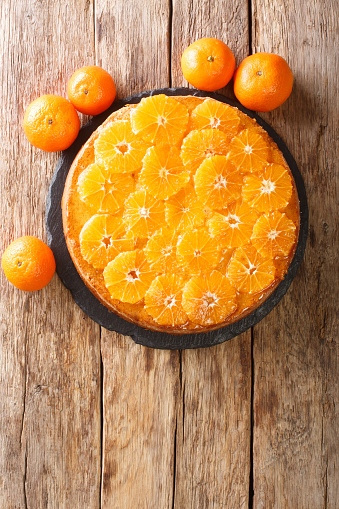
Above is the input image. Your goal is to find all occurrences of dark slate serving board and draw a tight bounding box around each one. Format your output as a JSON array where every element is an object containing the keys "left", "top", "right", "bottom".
[{"left": 46, "top": 87, "right": 308, "bottom": 350}]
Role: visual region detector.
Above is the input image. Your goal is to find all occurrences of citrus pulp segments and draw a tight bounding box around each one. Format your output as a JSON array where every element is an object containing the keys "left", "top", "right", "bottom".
[
  {"left": 123, "top": 189, "right": 165, "bottom": 238},
  {"left": 227, "top": 129, "right": 270, "bottom": 172},
  {"left": 191, "top": 98, "right": 240, "bottom": 137},
  {"left": 242, "top": 163, "right": 293, "bottom": 212},
  {"left": 79, "top": 214, "right": 135, "bottom": 269},
  {"left": 68, "top": 93, "right": 300, "bottom": 332},
  {"left": 144, "top": 274, "right": 188, "bottom": 326},
  {"left": 140, "top": 145, "right": 190, "bottom": 200},
  {"left": 130, "top": 94, "right": 189, "bottom": 145},
  {"left": 177, "top": 228, "right": 221, "bottom": 275},
  {"left": 77, "top": 163, "right": 135, "bottom": 213},
  {"left": 194, "top": 155, "right": 243, "bottom": 209},
  {"left": 145, "top": 227, "right": 178, "bottom": 272},
  {"left": 165, "top": 185, "right": 205, "bottom": 232},
  {"left": 251, "top": 211, "right": 297, "bottom": 258},
  {"left": 208, "top": 199, "right": 260, "bottom": 248},
  {"left": 103, "top": 249, "right": 156, "bottom": 304},
  {"left": 181, "top": 128, "right": 230, "bottom": 174},
  {"left": 94, "top": 120, "right": 150, "bottom": 173},
  {"left": 182, "top": 270, "right": 238, "bottom": 325},
  {"left": 227, "top": 245, "right": 276, "bottom": 294}
]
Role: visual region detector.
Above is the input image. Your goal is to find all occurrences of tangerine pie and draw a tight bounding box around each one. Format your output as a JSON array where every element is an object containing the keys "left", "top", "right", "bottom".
[{"left": 62, "top": 94, "right": 300, "bottom": 333}]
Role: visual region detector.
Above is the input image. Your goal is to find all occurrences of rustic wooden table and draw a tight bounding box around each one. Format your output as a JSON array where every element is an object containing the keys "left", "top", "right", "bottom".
[{"left": 1, "top": 1, "right": 338, "bottom": 508}]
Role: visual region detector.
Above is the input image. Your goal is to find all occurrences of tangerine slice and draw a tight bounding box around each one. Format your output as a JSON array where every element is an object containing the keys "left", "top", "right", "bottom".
[
  {"left": 216, "top": 247, "right": 235, "bottom": 274},
  {"left": 80, "top": 214, "right": 134, "bottom": 269},
  {"left": 181, "top": 128, "right": 230, "bottom": 174},
  {"left": 227, "top": 129, "right": 269, "bottom": 172},
  {"left": 103, "top": 249, "right": 156, "bottom": 304},
  {"left": 140, "top": 146, "right": 190, "bottom": 199},
  {"left": 123, "top": 189, "right": 165, "bottom": 238},
  {"left": 77, "top": 163, "right": 135, "bottom": 213},
  {"left": 242, "top": 163, "right": 293, "bottom": 212},
  {"left": 251, "top": 211, "right": 296, "bottom": 258},
  {"left": 227, "top": 245, "right": 276, "bottom": 294},
  {"left": 165, "top": 185, "right": 205, "bottom": 232},
  {"left": 177, "top": 228, "right": 221, "bottom": 275},
  {"left": 182, "top": 270, "right": 237, "bottom": 325},
  {"left": 208, "top": 199, "right": 259, "bottom": 248},
  {"left": 194, "top": 155, "right": 243, "bottom": 209},
  {"left": 145, "top": 227, "right": 178, "bottom": 272},
  {"left": 130, "top": 94, "right": 189, "bottom": 145},
  {"left": 191, "top": 99, "right": 240, "bottom": 137},
  {"left": 94, "top": 120, "right": 150, "bottom": 173},
  {"left": 144, "top": 274, "right": 188, "bottom": 326}
]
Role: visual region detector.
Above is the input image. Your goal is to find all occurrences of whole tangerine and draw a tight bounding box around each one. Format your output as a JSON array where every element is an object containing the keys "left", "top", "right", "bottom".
[
  {"left": 2, "top": 236, "right": 56, "bottom": 291},
  {"left": 181, "top": 37, "right": 235, "bottom": 91},
  {"left": 67, "top": 65, "right": 116, "bottom": 115},
  {"left": 23, "top": 95, "right": 80, "bottom": 152},
  {"left": 233, "top": 53, "right": 293, "bottom": 112}
]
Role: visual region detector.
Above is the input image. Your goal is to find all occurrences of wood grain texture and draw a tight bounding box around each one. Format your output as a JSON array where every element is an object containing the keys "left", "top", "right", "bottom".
[
  {"left": 94, "top": 0, "right": 171, "bottom": 95},
  {"left": 95, "top": 2, "right": 180, "bottom": 507},
  {"left": 101, "top": 336, "right": 179, "bottom": 508},
  {"left": 251, "top": 0, "right": 339, "bottom": 507},
  {"left": 0, "top": 1, "right": 101, "bottom": 508},
  {"left": 173, "top": 338, "right": 251, "bottom": 509},
  {"left": 171, "top": 1, "right": 252, "bottom": 507}
]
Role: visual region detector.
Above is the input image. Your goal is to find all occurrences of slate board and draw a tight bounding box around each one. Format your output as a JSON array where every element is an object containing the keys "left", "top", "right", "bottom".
[{"left": 46, "top": 87, "right": 308, "bottom": 350}]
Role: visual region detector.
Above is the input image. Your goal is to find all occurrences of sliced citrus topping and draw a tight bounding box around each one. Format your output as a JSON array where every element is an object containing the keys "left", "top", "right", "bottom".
[
  {"left": 94, "top": 120, "right": 150, "bottom": 173},
  {"left": 144, "top": 274, "right": 188, "bottom": 326},
  {"left": 227, "top": 129, "right": 270, "bottom": 172},
  {"left": 80, "top": 214, "right": 134, "bottom": 269},
  {"left": 182, "top": 270, "right": 237, "bottom": 325},
  {"left": 209, "top": 199, "right": 259, "bottom": 248},
  {"left": 77, "top": 163, "right": 135, "bottom": 213},
  {"left": 181, "top": 128, "right": 230, "bottom": 174},
  {"left": 194, "top": 155, "right": 243, "bottom": 209},
  {"left": 251, "top": 211, "right": 296, "bottom": 258},
  {"left": 165, "top": 185, "right": 205, "bottom": 232},
  {"left": 140, "top": 146, "right": 190, "bottom": 200},
  {"left": 177, "top": 228, "right": 221, "bottom": 275},
  {"left": 123, "top": 189, "right": 165, "bottom": 238},
  {"left": 103, "top": 249, "right": 156, "bottom": 304},
  {"left": 130, "top": 94, "right": 189, "bottom": 145},
  {"left": 216, "top": 247, "right": 235, "bottom": 274},
  {"left": 191, "top": 99, "right": 240, "bottom": 137},
  {"left": 227, "top": 245, "right": 275, "bottom": 294},
  {"left": 145, "top": 227, "right": 178, "bottom": 272},
  {"left": 242, "top": 163, "right": 293, "bottom": 211}
]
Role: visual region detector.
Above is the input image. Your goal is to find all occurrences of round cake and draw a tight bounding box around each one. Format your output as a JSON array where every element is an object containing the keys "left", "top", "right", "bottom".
[{"left": 62, "top": 94, "right": 300, "bottom": 334}]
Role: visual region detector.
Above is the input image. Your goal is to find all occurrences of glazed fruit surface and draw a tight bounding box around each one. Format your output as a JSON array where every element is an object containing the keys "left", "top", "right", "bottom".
[{"left": 62, "top": 95, "right": 299, "bottom": 333}]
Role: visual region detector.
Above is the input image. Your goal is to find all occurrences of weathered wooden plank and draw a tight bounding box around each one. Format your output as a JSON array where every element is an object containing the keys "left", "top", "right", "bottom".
[
  {"left": 171, "top": 1, "right": 252, "bottom": 507},
  {"left": 174, "top": 338, "right": 252, "bottom": 509},
  {"left": 95, "top": 2, "right": 180, "bottom": 508},
  {"left": 0, "top": 1, "right": 101, "bottom": 508},
  {"left": 251, "top": 0, "right": 338, "bottom": 507},
  {"left": 101, "top": 336, "right": 179, "bottom": 508}
]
